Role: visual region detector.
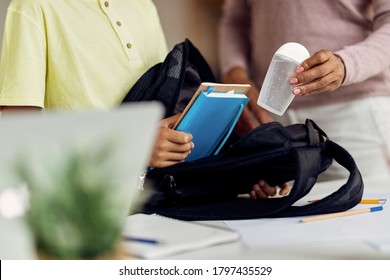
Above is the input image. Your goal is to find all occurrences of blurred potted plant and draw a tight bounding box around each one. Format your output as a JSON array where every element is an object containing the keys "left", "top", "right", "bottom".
[{"left": 15, "top": 141, "right": 136, "bottom": 259}]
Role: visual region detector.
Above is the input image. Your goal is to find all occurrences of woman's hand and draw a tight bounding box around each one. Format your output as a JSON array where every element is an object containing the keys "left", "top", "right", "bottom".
[
  {"left": 149, "top": 113, "right": 194, "bottom": 168},
  {"left": 290, "top": 50, "right": 345, "bottom": 96}
]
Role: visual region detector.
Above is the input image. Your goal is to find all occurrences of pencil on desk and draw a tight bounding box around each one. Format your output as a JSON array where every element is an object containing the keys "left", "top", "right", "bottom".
[
  {"left": 358, "top": 199, "right": 387, "bottom": 204},
  {"left": 123, "top": 236, "right": 162, "bottom": 245},
  {"left": 308, "top": 199, "right": 387, "bottom": 205},
  {"left": 300, "top": 206, "right": 383, "bottom": 223}
]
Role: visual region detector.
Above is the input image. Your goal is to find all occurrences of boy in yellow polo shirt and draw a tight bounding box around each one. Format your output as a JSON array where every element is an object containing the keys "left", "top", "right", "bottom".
[
  {"left": 0, "top": 0, "right": 288, "bottom": 196},
  {"left": 0, "top": 0, "right": 194, "bottom": 168}
]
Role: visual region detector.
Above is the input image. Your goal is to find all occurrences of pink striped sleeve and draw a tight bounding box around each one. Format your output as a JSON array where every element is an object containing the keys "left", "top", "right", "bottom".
[
  {"left": 218, "top": 0, "right": 252, "bottom": 76},
  {"left": 335, "top": 0, "right": 390, "bottom": 86}
]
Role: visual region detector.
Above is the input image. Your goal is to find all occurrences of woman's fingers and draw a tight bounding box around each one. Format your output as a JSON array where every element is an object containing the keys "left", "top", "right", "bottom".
[{"left": 290, "top": 50, "right": 345, "bottom": 96}]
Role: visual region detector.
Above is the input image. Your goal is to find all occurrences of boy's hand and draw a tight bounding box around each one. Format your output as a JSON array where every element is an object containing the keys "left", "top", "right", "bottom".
[
  {"left": 250, "top": 180, "right": 291, "bottom": 199},
  {"left": 149, "top": 114, "right": 194, "bottom": 168}
]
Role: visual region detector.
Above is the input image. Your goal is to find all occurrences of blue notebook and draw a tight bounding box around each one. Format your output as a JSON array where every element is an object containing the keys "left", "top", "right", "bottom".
[{"left": 174, "top": 83, "right": 250, "bottom": 161}]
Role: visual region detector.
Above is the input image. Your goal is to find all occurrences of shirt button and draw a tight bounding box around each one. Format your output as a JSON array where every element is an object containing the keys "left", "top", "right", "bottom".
[
  {"left": 116, "top": 21, "right": 122, "bottom": 26},
  {"left": 126, "top": 43, "right": 132, "bottom": 49},
  {"left": 104, "top": 1, "right": 109, "bottom": 7}
]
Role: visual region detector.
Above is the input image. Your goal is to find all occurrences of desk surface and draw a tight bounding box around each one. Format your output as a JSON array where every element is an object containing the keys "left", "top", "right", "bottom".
[
  {"left": 2, "top": 175, "right": 389, "bottom": 260},
  {"left": 161, "top": 175, "right": 390, "bottom": 260}
]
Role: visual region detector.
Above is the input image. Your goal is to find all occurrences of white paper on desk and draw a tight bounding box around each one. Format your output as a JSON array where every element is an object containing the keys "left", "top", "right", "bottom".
[
  {"left": 122, "top": 213, "right": 240, "bottom": 259},
  {"left": 225, "top": 193, "right": 390, "bottom": 250}
]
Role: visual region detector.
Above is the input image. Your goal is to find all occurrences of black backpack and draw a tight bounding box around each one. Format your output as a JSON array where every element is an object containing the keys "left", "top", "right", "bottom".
[
  {"left": 142, "top": 119, "right": 364, "bottom": 220},
  {"left": 122, "top": 39, "right": 216, "bottom": 118},
  {"left": 122, "top": 40, "right": 364, "bottom": 220}
]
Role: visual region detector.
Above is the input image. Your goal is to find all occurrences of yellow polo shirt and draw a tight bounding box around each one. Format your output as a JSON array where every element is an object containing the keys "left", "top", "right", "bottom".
[{"left": 0, "top": 0, "right": 168, "bottom": 110}]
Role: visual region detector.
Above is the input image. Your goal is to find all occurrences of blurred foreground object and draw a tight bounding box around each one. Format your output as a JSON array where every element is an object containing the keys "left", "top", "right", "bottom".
[{"left": 0, "top": 103, "right": 163, "bottom": 259}]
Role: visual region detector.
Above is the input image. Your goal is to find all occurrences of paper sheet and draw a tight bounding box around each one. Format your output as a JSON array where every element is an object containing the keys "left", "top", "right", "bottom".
[
  {"left": 225, "top": 193, "right": 390, "bottom": 251},
  {"left": 123, "top": 214, "right": 239, "bottom": 259}
]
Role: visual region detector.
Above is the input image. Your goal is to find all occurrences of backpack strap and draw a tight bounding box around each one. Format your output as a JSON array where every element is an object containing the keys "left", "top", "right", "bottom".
[
  {"left": 274, "top": 140, "right": 364, "bottom": 217},
  {"left": 271, "top": 119, "right": 364, "bottom": 217}
]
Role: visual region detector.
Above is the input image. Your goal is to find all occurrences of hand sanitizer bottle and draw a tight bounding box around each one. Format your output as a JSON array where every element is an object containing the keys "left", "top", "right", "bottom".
[{"left": 257, "top": 42, "right": 310, "bottom": 116}]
